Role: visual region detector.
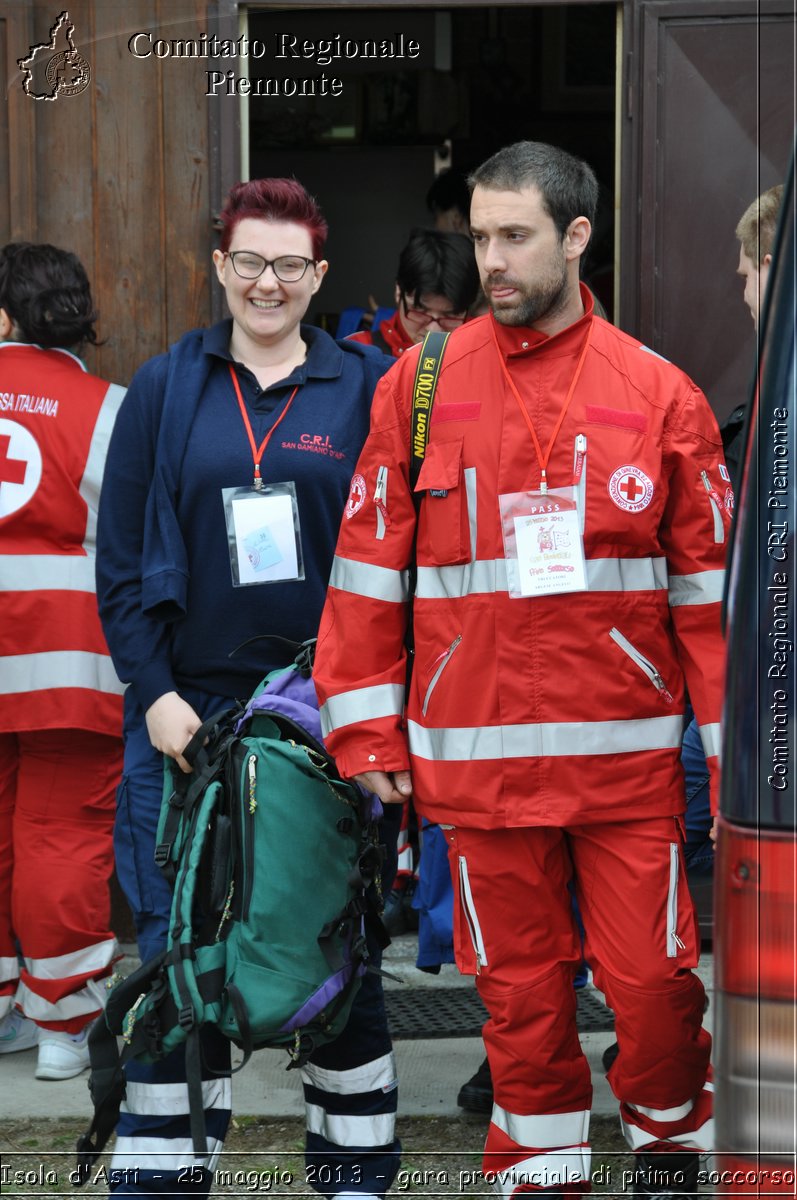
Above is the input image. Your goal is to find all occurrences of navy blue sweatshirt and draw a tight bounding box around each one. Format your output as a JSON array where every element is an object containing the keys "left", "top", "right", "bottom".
[{"left": 96, "top": 321, "right": 393, "bottom": 710}]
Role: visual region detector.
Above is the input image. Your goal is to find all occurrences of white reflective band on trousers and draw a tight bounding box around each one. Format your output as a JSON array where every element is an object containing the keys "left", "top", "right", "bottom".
[
  {"left": 120, "top": 1077, "right": 231, "bottom": 1118},
  {"left": 699, "top": 722, "right": 722, "bottom": 758},
  {"left": 301, "top": 1050, "right": 398, "bottom": 1096},
  {"left": 407, "top": 715, "right": 684, "bottom": 761},
  {"left": 24, "top": 937, "right": 118, "bottom": 980},
  {"left": 489, "top": 1149, "right": 592, "bottom": 1197},
  {"left": 304, "top": 1105, "right": 397, "bottom": 1149},
  {"left": 0, "top": 651, "right": 126, "bottom": 696},
  {"left": 492, "top": 1105, "right": 590, "bottom": 1147},
  {"left": 320, "top": 683, "right": 405, "bottom": 737},
  {"left": 16, "top": 975, "right": 107, "bottom": 1023},
  {"left": 621, "top": 1112, "right": 714, "bottom": 1152},
  {"left": 110, "top": 1135, "right": 224, "bottom": 1174}
]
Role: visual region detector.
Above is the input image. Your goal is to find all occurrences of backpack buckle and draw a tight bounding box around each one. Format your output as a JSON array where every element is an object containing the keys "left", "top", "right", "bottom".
[
  {"left": 178, "top": 1005, "right": 195, "bottom": 1031},
  {"left": 154, "top": 842, "right": 171, "bottom": 868}
]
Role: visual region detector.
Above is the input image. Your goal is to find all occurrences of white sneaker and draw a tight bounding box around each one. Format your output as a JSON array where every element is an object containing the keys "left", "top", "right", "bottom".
[
  {"left": 0, "top": 1009, "right": 39, "bottom": 1054},
  {"left": 35, "top": 1026, "right": 90, "bottom": 1080}
]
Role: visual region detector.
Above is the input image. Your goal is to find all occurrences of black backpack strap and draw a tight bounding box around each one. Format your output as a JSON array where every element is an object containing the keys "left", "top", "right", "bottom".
[
  {"left": 74, "top": 1017, "right": 128, "bottom": 1183},
  {"left": 75, "top": 953, "right": 168, "bottom": 1183}
]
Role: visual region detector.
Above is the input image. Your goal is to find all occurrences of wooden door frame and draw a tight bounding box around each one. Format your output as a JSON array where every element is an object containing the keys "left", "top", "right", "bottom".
[
  {"left": 1, "top": 0, "right": 37, "bottom": 241},
  {"left": 618, "top": 0, "right": 794, "bottom": 341},
  {"left": 208, "top": 0, "right": 626, "bottom": 324}
]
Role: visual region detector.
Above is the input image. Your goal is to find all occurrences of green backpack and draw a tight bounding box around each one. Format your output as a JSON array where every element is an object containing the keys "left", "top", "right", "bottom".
[{"left": 76, "top": 649, "right": 386, "bottom": 1178}]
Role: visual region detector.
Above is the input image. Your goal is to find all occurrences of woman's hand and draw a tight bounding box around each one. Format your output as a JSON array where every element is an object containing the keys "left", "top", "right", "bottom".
[
  {"left": 145, "top": 692, "right": 203, "bottom": 773},
  {"left": 354, "top": 769, "right": 413, "bottom": 805}
]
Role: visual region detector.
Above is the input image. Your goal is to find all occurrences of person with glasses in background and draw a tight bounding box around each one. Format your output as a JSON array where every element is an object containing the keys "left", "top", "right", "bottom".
[
  {"left": 348, "top": 227, "right": 481, "bottom": 939},
  {"left": 349, "top": 227, "right": 481, "bottom": 358},
  {"left": 96, "top": 178, "right": 401, "bottom": 1200}
]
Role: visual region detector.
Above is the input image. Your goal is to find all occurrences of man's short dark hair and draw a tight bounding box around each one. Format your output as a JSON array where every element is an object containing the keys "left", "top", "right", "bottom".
[
  {"left": 469, "top": 142, "right": 599, "bottom": 239},
  {"left": 395, "top": 229, "right": 480, "bottom": 314}
]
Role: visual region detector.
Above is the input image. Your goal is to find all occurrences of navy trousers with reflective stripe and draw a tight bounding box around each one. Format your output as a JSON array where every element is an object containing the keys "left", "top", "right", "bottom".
[{"left": 111, "top": 689, "right": 401, "bottom": 1197}]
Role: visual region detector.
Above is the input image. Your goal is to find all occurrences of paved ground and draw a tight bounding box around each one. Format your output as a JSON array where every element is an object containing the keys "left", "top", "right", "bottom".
[{"left": 0, "top": 934, "right": 714, "bottom": 1122}]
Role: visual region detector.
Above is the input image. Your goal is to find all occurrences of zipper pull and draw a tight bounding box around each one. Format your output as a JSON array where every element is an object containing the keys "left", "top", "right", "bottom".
[
  {"left": 374, "top": 466, "right": 391, "bottom": 534},
  {"left": 652, "top": 672, "right": 674, "bottom": 705},
  {"left": 247, "top": 754, "right": 257, "bottom": 813},
  {"left": 573, "top": 434, "right": 587, "bottom": 486}
]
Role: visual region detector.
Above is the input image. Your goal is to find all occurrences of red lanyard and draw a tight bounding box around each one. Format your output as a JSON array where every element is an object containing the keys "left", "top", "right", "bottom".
[
  {"left": 490, "top": 320, "right": 593, "bottom": 493},
  {"left": 229, "top": 364, "right": 298, "bottom": 490}
]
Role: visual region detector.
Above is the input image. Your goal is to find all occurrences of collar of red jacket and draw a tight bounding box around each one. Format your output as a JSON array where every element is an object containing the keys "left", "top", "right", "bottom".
[
  {"left": 379, "top": 310, "right": 415, "bottom": 356},
  {"left": 490, "top": 281, "right": 596, "bottom": 360}
]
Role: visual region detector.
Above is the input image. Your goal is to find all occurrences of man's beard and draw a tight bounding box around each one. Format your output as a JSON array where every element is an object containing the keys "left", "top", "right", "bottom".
[{"left": 487, "top": 260, "right": 570, "bottom": 327}]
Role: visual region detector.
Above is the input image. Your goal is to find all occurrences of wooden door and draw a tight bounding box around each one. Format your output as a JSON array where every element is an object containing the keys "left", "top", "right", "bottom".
[{"left": 620, "top": 0, "right": 795, "bottom": 419}]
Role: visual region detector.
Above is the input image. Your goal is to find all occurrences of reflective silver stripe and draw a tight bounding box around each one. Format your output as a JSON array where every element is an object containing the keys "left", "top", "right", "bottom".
[
  {"left": 699, "top": 721, "right": 722, "bottom": 759},
  {"left": 492, "top": 1149, "right": 592, "bottom": 1197},
  {"left": 25, "top": 938, "right": 117, "bottom": 979},
  {"left": 464, "top": 466, "right": 478, "bottom": 558},
  {"left": 630, "top": 1096, "right": 694, "bottom": 1123},
  {"left": 0, "top": 651, "right": 126, "bottom": 695},
  {"left": 0, "top": 955, "right": 19, "bottom": 981},
  {"left": 301, "top": 1051, "right": 397, "bottom": 1096},
  {"left": 588, "top": 556, "right": 667, "bottom": 592},
  {"left": 408, "top": 715, "right": 684, "bottom": 761},
  {"left": 415, "top": 556, "right": 668, "bottom": 600},
  {"left": 669, "top": 569, "right": 725, "bottom": 606},
  {"left": 0, "top": 554, "right": 96, "bottom": 593},
  {"left": 122, "top": 1077, "right": 231, "bottom": 1116},
  {"left": 416, "top": 558, "right": 506, "bottom": 598},
  {"left": 320, "top": 683, "right": 405, "bottom": 736},
  {"left": 491, "top": 1106, "right": 590, "bottom": 1147},
  {"left": 305, "top": 1104, "right": 396, "bottom": 1148},
  {"left": 17, "top": 979, "right": 103, "bottom": 1022},
  {"left": 79, "top": 382, "right": 126, "bottom": 552},
  {"left": 620, "top": 1112, "right": 713, "bottom": 1152},
  {"left": 111, "top": 1136, "right": 224, "bottom": 1173},
  {"left": 329, "top": 556, "right": 409, "bottom": 604}
]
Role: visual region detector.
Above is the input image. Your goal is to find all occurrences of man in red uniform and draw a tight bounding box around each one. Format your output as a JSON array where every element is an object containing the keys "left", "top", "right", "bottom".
[{"left": 313, "top": 142, "right": 726, "bottom": 1197}]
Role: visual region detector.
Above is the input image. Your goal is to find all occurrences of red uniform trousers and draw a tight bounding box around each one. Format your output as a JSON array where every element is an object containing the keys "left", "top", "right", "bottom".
[
  {"left": 444, "top": 818, "right": 713, "bottom": 1197},
  {"left": 0, "top": 730, "right": 123, "bottom": 1033}
]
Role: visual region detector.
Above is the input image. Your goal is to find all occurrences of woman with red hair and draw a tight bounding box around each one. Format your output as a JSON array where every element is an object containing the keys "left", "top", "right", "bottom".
[{"left": 97, "top": 178, "right": 400, "bottom": 1199}]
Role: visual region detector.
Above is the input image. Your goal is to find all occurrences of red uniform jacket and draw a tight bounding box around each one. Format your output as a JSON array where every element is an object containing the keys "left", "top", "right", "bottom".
[
  {"left": 0, "top": 343, "right": 126, "bottom": 735},
  {"left": 314, "top": 293, "right": 729, "bottom": 828}
]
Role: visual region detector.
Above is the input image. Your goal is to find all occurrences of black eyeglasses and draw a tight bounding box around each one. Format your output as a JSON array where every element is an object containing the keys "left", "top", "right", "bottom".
[
  {"left": 225, "top": 252, "right": 317, "bottom": 282},
  {"left": 401, "top": 293, "right": 467, "bottom": 331}
]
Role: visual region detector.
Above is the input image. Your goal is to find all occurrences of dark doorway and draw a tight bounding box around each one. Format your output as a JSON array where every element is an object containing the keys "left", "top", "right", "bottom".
[{"left": 245, "top": 4, "right": 617, "bottom": 333}]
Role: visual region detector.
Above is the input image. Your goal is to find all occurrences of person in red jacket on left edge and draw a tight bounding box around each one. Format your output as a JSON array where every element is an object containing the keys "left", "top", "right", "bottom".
[{"left": 0, "top": 243, "right": 125, "bottom": 1080}]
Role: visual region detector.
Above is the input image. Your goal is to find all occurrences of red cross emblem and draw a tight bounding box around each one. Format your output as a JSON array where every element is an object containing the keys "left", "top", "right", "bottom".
[
  {"left": 619, "top": 474, "right": 643, "bottom": 503},
  {"left": 608, "top": 465, "right": 654, "bottom": 513},
  {"left": 0, "top": 420, "right": 43, "bottom": 518},
  {"left": 0, "top": 434, "right": 27, "bottom": 487},
  {"left": 345, "top": 473, "right": 367, "bottom": 519}
]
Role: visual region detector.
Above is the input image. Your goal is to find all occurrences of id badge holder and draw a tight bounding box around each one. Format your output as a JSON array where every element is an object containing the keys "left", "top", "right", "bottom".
[
  {"left": 499, "top": 487, "right": 587, "bottom": 598},
  {"left": 222, "top": 482, "right": 305, "bottom": 587}
]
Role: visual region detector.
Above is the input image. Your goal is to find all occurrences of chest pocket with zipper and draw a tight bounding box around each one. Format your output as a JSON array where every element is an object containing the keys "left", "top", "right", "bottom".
[{"left": 414, "top": 436, "right": 471, "bottom": 566}]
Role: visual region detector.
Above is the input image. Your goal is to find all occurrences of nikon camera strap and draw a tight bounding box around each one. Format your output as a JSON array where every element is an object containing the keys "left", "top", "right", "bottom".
[
  {"left": 405, "top": 330, "right": 450, "bottom": 681},
  {"left": 409, "top": 330, "right": 450, "bottom": 495}
]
